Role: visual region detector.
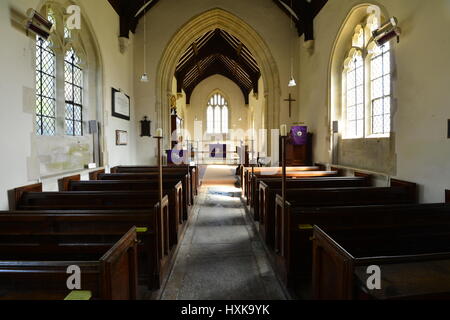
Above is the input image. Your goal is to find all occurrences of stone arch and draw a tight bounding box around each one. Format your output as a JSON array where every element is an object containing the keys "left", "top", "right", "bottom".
[{"left": 156, "top": 8, "right": 281, "bottom": 153}]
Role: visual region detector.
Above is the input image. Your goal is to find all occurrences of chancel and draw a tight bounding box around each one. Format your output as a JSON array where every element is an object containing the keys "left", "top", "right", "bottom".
[{"left": 1, "top": 0, "right": 450, "bottom": 305}]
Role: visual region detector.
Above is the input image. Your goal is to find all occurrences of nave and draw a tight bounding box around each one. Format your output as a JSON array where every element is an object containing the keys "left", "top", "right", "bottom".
[{"left": 161, "top": 166, "right": 287, "bottom": 300}]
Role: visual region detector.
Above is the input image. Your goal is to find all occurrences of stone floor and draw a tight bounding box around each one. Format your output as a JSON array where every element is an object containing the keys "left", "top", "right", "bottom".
[{"left": 160, "top": 166, "right": 288, "bottom": 300}]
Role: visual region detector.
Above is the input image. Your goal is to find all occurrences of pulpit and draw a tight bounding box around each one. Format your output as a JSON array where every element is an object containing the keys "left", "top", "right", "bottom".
[{"left": 279, "top": 127, "right": 312, "bottom": 166}]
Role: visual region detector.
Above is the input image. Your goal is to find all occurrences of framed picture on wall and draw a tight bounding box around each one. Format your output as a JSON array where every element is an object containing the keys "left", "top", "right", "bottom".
[
  {"left": 116, "top": 130, "right": 128, "bottom": 146},
  {"left": 112, "top": 88, "right": 130, "bottom": 120}
]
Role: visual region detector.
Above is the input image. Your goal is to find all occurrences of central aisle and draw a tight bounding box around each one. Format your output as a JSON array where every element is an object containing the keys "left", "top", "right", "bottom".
[{"left": 161, "top": 166, "right": 287, "bottom": 300}]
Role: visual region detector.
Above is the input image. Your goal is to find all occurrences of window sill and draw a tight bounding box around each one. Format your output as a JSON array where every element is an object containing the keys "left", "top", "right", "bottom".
[
  {"left": 341, "top": 135, "right": 390, "bottom": 140},
  {"left": 366, "top": 134, "right": 390, "bottom": 139}
]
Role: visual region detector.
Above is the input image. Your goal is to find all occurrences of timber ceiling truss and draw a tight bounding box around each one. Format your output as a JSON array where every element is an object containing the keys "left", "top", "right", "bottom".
[
  {"left": 175, "top": 29, "right": 261, "bottom": 104},
  {"left": 107, "top": 0, "right": 329, "bottom": 40},
  {"left": 107, "top": 0, "right": 328, "bottom": 101}
]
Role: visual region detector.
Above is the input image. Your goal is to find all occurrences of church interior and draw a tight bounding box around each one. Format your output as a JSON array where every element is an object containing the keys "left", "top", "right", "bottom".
[{"left": 0, "top": 0, "right": 450, "bottom": 303}]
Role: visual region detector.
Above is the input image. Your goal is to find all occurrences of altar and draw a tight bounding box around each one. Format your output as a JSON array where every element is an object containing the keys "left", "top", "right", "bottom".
[{"left": 209, "top": 144, "right": 227, "bottom": 159}]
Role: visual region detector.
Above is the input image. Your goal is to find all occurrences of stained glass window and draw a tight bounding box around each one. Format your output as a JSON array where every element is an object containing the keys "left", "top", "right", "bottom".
[
  {"left": 35, "top": 35, "right": 56, "bottom": 136},
  {"left": 64, "top": 48, "right": 83, "bottom": 136},
  {"left": 207, "top": 93, "right": 229, "bottom": 134}
]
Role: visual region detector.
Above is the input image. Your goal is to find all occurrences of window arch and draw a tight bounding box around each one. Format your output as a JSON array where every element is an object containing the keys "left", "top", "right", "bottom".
[
  {"left": 342, "top": 14, "right": 392, "bottom": 138},
  {"left": 35, "top": 12, "right": 56, "bottom": 136},
  {"left": 207, "top": 93, "right": 229, "bottom": 134},
  {"left": 35, "top": 3, "right": 87, "bottom": 137}
]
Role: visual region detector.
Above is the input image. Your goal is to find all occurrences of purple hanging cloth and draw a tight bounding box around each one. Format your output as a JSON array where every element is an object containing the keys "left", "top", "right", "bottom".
[{"left": 291, "top": 126, "right": 308, "bottom": 145}]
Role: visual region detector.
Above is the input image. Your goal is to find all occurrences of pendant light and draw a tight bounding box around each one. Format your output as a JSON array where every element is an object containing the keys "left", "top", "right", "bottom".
[
  {"left": 288, "top": 0, "right": 297, "bottom": 87},
  {"left": 140, "top": 0, "right": 149, "bottom": 82}
]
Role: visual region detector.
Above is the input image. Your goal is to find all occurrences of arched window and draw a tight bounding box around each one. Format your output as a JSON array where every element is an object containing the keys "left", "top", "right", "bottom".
[
  {"left": 35, "top": 4, "right": 88, "bottom": 138},
  {"left": 35, "top": 12, "right": 56, "bottom": 136},
  {"left": 207, "top": 93, "right": 229, "bottom": 134},
  {"left": 343, "top": 14, "right": 392, "bottom": 138},
  {"left": 65, "top": 48, "right": 83, "bottom": 136}
]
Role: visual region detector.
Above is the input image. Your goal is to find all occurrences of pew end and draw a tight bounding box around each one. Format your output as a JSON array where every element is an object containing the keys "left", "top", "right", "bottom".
[
  {"left": 58, "top": 174, "right": 81, "bottom": 191},
  {"left": 446, "top": 190, "right": 449, "bottom": 204},
  {"left": 390, "top": 179, "right": 419, "bottom": 203},
  {"left": 8, "top": 183, "right": 42, "bottom": 211},
  {"left": 330, "top": 166, "right": 345, "bottom": 176},
  {"left": 89, "top": 169, "right": 105, "bottom": 180},
  {"left": 354, "top": 171, "right": 373, "bottom": 186}
]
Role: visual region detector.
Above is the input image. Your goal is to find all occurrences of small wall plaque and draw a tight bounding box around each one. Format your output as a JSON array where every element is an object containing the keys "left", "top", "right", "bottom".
[{"left": 116, "top": 130, "right": 128, "bottom": 146}]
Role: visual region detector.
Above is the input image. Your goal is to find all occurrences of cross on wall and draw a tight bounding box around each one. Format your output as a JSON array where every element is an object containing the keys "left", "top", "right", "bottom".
[{"left": 284, "top": 94, "right": 296, "bottom": 118}]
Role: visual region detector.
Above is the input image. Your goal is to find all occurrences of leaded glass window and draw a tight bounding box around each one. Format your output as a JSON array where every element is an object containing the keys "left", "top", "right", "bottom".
[
  {"left": 345, "top": 53, "right": 364, "bottom": 138},
  {"left": 207, "top": 93, "right": 229, "bottom": 134},
  {"left": 35, "top": 35, "right": 56, "bottom": 136},
  {"left": 64, "top": 48, "right": 83, "bottom": 136},
  {"left": 370, "top": 42, "right": 391, "bottom": 135},
  {"left": 342, "top": 14, "right": 393, "bottom": 138}
]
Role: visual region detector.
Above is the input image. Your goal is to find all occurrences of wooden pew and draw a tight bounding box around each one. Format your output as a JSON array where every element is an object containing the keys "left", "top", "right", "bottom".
[
  {"left": 257, "top": 176, "right": 370, "bottom": 248},
  {"left": 0, "top": 227, "right": 138, "bottom": 300},
  {"left": 312, "top": 212, "right": 450, "bottom": 300},
  {"left": 254, "top": 172, "right": 370, "bottom": 222},
  {"left": 89, "top": 168, "right": 105, "bottom": 181},
  {"left": 8, "top": 185, "right": 170, "bottom": 290},
  {"left": 247, "top": 170, "right": 339, "bottom": 214},
  {"left": 242, "top": 166, "right": 321, "bottom": 200},
  {"left": 99, "top": 172, "right": 193, "bottom": 211},
  {"left": 111, "top": 165, "right": 198, "bottom": 200},
  {"left": 272, "top": 180, "right": 418, "bottom": 292},
  {"left": 68, "top": 180, "right": 185, "bottom": 247},
  {"left": 58, "top": 174, "right": 80, "bottom": 192},
  {"left": 114, "top": 164, "right": 199, "bottom": 188},
  {"left": 99, "top": 173, "right": 191, "bottom": 220},
  {"left": 0, "top": 209, "right": 165, "bottom": 291}
]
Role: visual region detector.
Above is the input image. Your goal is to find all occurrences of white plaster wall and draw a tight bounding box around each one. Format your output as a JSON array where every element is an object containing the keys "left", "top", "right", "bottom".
[
  {"left": 133, "top": 0, "right": 300, "bottom": 164},
  {"left": 0, "top": 0, "right": 137, "bottom": 209},
  {"left": 298, "top": 0, "right": 450, "bottom": 202}
]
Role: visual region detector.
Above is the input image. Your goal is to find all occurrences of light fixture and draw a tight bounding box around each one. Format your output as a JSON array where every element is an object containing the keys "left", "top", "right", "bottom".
[
  {"left": 288, "top": 76, "right": 297, "bottom": 87},
  {"left": 25, "top": 9, "right": 54, "bottom": 40},
  {"left": 288, "top": 0, "right": 297, "bottom": 87},
  {"left": 372, "top": 17, "right": 401, "bottom": 47},
  {"left": 141, "top": 73, "right": 149, "bottom": 82},
  {"left": 140, "top": 0, "right": 149, "bottom": 82}
]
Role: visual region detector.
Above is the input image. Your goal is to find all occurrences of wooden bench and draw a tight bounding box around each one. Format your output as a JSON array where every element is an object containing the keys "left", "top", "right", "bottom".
[
  {"left": 254, "top": 172, "right": 371, "bottom": 221},
  {"left": 272, "top": 181, "right": 418, "bottom": 292},
  {"left": 8, "top": 184, "right": 171, "bottom": 290},
  {"left": 113, "top": 164, "right": 199, "bottom": 191},
  {"left": 99, "top": 172, "right": 193, "bottom": 210},
  {"left": 0, "top": 209, "right": 167, "bottom": 290},
  {"left": 111, "top": 165, "right": 198, "bottom": 200},
  {"left": 246, "top": 170, "right": 339, "bottom": 208},
  {"left": 0, "top": 227, "right": 138, "bottom": 300},
  {"left": 89, "top": 168, "right": 105, "bottom": 181},
  {"left": 68, "top": 179, "right": 186, "bottom": 247},
  {"left": 242, "top": 166, "right": 322, "bottom": 201},
  {"left": 257, "top": 176, "right": 370, "bottom": 248},
  {"left": 312, "top": 212, "right": 450, "bottom": 300}
]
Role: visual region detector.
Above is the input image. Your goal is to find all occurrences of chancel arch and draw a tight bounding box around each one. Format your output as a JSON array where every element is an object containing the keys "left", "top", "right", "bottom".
[
  {"left": 156, "top": 8, "right": 281, "bottom": 156},
  {"left": 328, "top": 3, "right": 397, "bottom": 175}
]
